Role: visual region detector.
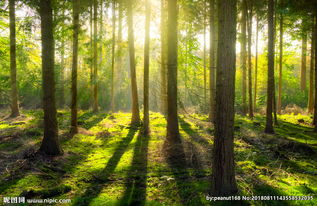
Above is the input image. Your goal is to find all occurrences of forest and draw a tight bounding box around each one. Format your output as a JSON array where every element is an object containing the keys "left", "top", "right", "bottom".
[{"left": 0, "top": 0, "right": 317, "bottom": 205}]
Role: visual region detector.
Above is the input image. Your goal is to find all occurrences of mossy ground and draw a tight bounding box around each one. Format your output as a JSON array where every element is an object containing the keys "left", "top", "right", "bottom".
[{"left": 0, "top": 110, "right": 316, "bottom": 205}]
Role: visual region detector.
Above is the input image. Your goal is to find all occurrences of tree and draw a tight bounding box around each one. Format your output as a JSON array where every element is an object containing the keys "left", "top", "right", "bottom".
[
  {"left": 160, "top": 0, "right": 167, "bottom": 115},
  {"left": 308, "top": 19, "right": 315, "bottom": 113},
  {"left": 265, "top": 0, "right": 275, "bottom": 134},
  {"left": 241, "top": 0, "right": 247, "bottom": 115},
  {"left": 254, "top": 16, "right": 259, "bottom": 111},
  {"left": 314, "top": 8, "right": 317, "bottom": 131},
  {"left": 9, "top": 0, "right": 19, "bottom": 117},
  {"left": 211, "top": 0, "right": 238, "bottom": 196},
  {"left": 111, "top": 0, "right": 116, "bottom": 113},
  {"left": 93, "top": 0, "right": 98, "bottom": 112},
  {"left": 278, "top": 3, "right": 283, "bottom": 114},
  {"left": 39, "top": 0, "right": 62, "bottom": 155},
  {"left": 209, "top": 0, "right": 216, "bottom": 121},
  {"left": 166, "top": 0, "right": 180, "bottom": 142},
  {"left": 203, "top": 0, "right": 207, "bottom": 112},
  {"left": 301, "top": 31, "right": 307, "bottom": 91},
  {"left": 127, "top": 0, "right": 141, "bottom": 125},
  {"left": 247, "top": 0, "right": 253, "bottom": 118},
  {"left": 70, "top": 0, "right": 79, "bottom": 135},
  {"left": 143, "top": 0, "right": 151, "bottom": 134}
]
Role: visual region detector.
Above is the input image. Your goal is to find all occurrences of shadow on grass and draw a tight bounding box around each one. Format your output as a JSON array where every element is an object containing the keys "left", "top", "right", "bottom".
[
  {"left": 0, "top": 116, "right": 109, "bottom": 197},
  {"left": 163, "top": 134, "right": 203, "bottom": 206},
  {"left": 117, "top": 133, "right": 150, "bottom": 205},
  {"left": 72, "top": 127, "right": 138, "bottom": 206},
  {"left": 179, "top": 118, "right": 212, "bottom": 149},
  {"left": 78, "top": 112, "right": 108, "bottom": 130}
]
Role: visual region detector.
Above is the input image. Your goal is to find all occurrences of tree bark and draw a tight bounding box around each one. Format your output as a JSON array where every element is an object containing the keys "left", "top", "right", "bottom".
[
  {"left": 265, "top": 0, "right": 275, "bottom": 134},
  {"left": 60, "top": 39, "right": 65, "bottom": 108},
  {"left": 127, "top": 0, "right": 141, "bottom": 125},
  {"left": 9, "top": 0, "right": 20, "bottom": 117},
  {"left": 211, "top": 0, "right": 238, "bottom": 196},
  {"left": 203, "top": 0, "right": 207, "bottom": 113},
  {"left": 247, "top": 2, "right": 253, "bottom": 118},
  {"left": 309, "top": 19, "right": 315, "bottom": 114},
  {"left": 39, "top": 0, "right": 62, "bottom": 155},
  {"left": 314, "top": 10, "right": 317, "bottom": 130},
  {"left": 209, "top": 0, "right": 216, "bottom": 122},
  {"left": 241, "top": 0, "right": 247, "bottom": 115},
  {"left": 160, "top": 0, "right": 167, "bottom": 116},
  {"left": 111, "top": 1, "right": 116, "bottom": 113},
  {"left": 166, "top": 0, "right": 180, "bottom": 142},
  {"left": 254, "top": 16, "right": 258, "bottom": 112},
  {"left": 70, "top": 0, "right": 79, "bottom": 135},
  {"left": 93, "top": 0, "right": 99, "bottom": 112},
  {"left": 278, "top": 10, "right": 283, "bottom": 114},
  {"left": 143, "top": 0, "right": 151, "bottom": 134},
  {"left": 301, "top": 32, "right": 307, "bottom": 91}
]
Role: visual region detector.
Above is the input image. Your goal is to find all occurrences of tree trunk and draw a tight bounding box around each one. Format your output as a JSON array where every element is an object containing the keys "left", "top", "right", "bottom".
[
  {"left": 127, "top": 0, "right": 141, "bottom": 125},
  {"left": 241, "top": 0, "right": 247, "bottom": 115},
  {"left": 314, "top": 10, "right": 317, "bottom": 130},
  {"left": 143, "top": 0, "right": 151, "bottom": 134},
  {"left": 278, "top": 10, "right": 283, "bottom": 114},
  {"left": 211, "top": 0, "right": 238, "bottom": 196},
  {"left": 247, "top": 2, "right": 253, "bottom": 118},
  {"left": 203, "top": 0, "right": 207, "bottom": 113},
  {"left": 90, "top": 3, "right": 94, "bottom": 109},
  {"left": 265, "top": 0, "right": 275, "bottom": 134},
  {"left": 9, "top": 0, "right": 19, "bottom": 117},
  {"left": 70, "top": 0, "right": 79, "bottom": 135},
  {"left": 111, "top": 1, "right": 116, "bottom": 113},
  {"left": 166, "top": 0, "right": 180, "bottom": 142},
  {"left": 254, "top": 16, "right": 258, "bottom": 112},
  {"left": 309, "top": 19, "right": 315, "bottom": 114},
  {"left": 93, "top": 0, "right": 99, "bottom": 112},
  {"left": 209, "top": 0, "right": 216, "bottom": 122},
  {"left": 39, "top": 0, "right": 62, "bottom": 156},
  {"left": 60, "top": 39, "right": 65, "bottom": 108},
  {"left": 301, "top": 32, "right": 307, "bottom": 91},
  {"left": 160, "top": 0, "right": 167, "bottom": 116}
]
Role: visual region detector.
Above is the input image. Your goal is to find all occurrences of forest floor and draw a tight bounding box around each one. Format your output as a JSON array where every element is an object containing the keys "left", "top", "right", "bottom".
[{"left": 0, "top": 110, "right": 316, "bottom": 206}]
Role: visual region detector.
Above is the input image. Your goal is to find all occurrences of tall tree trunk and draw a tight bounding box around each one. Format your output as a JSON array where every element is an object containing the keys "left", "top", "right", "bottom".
[
  {"left": 111, "top": 1, "right": 116, "bottom": 113},
  {"left": 265, "top": 0, "right": 275, "bottom": 134},
  {"left": 241, "top": 0, "right": 247, "bottom": 115},
  {"left": 203, "top": 0, "right": 207, "bottom": 113},
  {"left": 127, "top": 0, "right": 141, "bottom": 125},
  {"left": 60, "top": 39, "right": 65, "bottom": 108},
  {"left": 160, "top": 0, "right": 167, "bottom": 115},
  {"left": 9, "top": 0, "right": 19, "bottom": 117},
  {"left": 93, "top": 0, "right": 99, "bottom": 112},
  {"left": 143, "top": 0, "right": 151, "bottom": 134},
  {"left": 309, "top": 19, "right": 315, "bottom": 113},
  {"left": 301, "top": 32, "right": 307, "bottom": 91},
  {"left": 209, "top": 0, "right": 216, "bottom": 121},
  {"left": 254, "top": 16, "right": 258, "bottom": 112},
  {"left": 166, "top": 0, "right": 180, "bottom": 142},
  {"left": 39, "top": 0, "right": 62, "bottom": 155},
  {"left": 90, "top": 3, "right": 94, "bottom": 109},
  {"left": 211, "top": 0, "right": 238, "bottom": 196},
  {"left": 116, "top": 0, "right": 123, "bottom": 111},
  {"left": 247, "top": 2, "right": 253, "bottom": 118},
  {"left": 314, "top": 10, "right": 317, "bottom": 130},
  {"left": 70, "top": 0, "right": 79, "bottom": 135},
  {"left": 278, "top": 10, "right": 283, "bottom": 114}
]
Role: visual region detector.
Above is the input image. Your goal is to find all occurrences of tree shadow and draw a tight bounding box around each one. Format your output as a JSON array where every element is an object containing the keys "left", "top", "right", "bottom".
[
  {"left": 163, "top": 134, "right": 204, "bottom": 205},
  {"left": 179, "top": 118, "right": 212, "bottom": 149},
  {"left": 117, "top": 133, "right": 150, "bottom": 205},
  {"left": 78, "top": 112, "right": 108, "bottom": 130},
  {"left": 72, "top": 127, "right": 138, "bottom": 206}
]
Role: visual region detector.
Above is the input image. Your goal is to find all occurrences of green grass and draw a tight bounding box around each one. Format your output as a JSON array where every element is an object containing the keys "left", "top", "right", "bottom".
[{"left": 0, "top": 111, "right": 316, "bottom": 205}]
